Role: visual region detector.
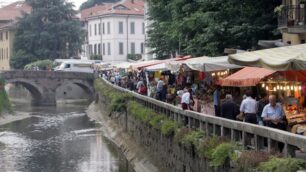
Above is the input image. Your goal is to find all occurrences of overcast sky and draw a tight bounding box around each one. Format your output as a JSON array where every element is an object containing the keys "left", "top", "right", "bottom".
[{"left": 0, "top": 0, "right": 88, "bottom": 10}]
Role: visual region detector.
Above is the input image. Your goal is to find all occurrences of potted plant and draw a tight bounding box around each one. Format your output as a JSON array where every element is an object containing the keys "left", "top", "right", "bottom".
[
  {"left": 274, "top": 5, "right": 285, "bottom": 16},
  {"left": 300, "top": 0, "right": 306, "bottom": 8}
]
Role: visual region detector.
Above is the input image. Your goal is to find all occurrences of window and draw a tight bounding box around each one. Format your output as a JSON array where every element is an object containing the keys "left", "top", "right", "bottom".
[
  {"left": 0, "top": 32, "right": 2, "bottom": 41},
  {"left": 119, "top": 42, "right": 124, "bottom": 55},
  {"left": 130, "top": 42, "right": 135, "bottom": 54},
  {"left": 89, "top": 25, "right": 91, "bottom": 36},
  {"left": 107, "top": 22, "right": 111, "bottom": 34},
  {"left": 142, "top": 23, "right": 145, "bottom": 34},
  {"left": 287, "top": 41, "right": 291, "bottom": 45},
  {"left": 141, "top": 43, "right": 144, "bottom": 54},
  {"left": 94, "top": 44, "right": 97, "bottom": 55},
  {"left": 88, "top": 44, "right": 92, "bottom": 55},
  {"left": 5, "top": 32, "right": 8, "bottom": 40},
  {"left": 102, "top": 23, "right": 105, "bottom": 34},
  {"left": 107, "top": 42, "right": 111, "bottom": 55},
  {"left": 119, "top": 21, "right": 123, "bottom": 34},
  {"left": 301, "top": 40, "right": 305, "bottom": 44},
  {"left": 130, "top": 22, "right": 135, "bottom": 34},
  {"left": 98, "top": 43, "right": 101, "bottom": 55},
  {"left": 94, "top": 24, "right": 97, "bottom": 35},
  {"left": 6, "top": 47, "right": 8, "bottom": 59},
  {"left": 98, "top": 23, "right": 101, "bottom": 35},
  {"left": 103, "top": 43, "right": 105, "bottom": 55}
]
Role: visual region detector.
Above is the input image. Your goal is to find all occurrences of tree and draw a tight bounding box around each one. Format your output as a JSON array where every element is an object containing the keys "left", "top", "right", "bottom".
[
  {"left": 11, "top": 0, "right": 84, "bottom": 69},
  {"left": 147, "top": 0, "right": 281, "bottom": 58},
  {"left": 80, "top": 0, "right": 120, "bottom": 10}
]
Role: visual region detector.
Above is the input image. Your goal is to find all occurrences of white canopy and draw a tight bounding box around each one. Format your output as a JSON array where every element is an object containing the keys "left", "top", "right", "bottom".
[
  {"left": 184, "top": 56, "right": 242, "bottom": 72},
  {"left": 228, "top": 44, "right": 306, "bottom": 71}
]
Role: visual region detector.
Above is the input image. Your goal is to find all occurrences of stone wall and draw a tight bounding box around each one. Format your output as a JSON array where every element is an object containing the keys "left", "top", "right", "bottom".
[{"left": 96, "top": 90, "right": 223, "bottom": 172}]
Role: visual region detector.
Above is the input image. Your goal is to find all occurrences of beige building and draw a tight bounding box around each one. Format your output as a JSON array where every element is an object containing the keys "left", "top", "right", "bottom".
[
  {"left": 0, "top": 24, "right": 15, "bottom": 70},
  {"left": 279, "top": 0, "right": 306, "bottom": 45},
  {"left": 0, "top": 1, "right": 31, "bottom": 70}
]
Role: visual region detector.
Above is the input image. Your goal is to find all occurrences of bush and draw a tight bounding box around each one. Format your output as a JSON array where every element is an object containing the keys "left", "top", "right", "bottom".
[
  {"left": 258, "top": 157, "right": 306, "bottom": 172},
  {"left": 181, "top": 130, "right": 205, "bottom": 148},
  {"left": 235, "top": 151, "right": 271, "bottom": 172},
  {"left": 149, "top": 115, "right": 166, "bottom": 129},
  {"left": 24, "top": 59, "right": 53, "bottom": 70},
  {"left": 160, "top": 120, "right": 179, "bottom": 137},
  {"left": 210, "top": 143, "right": 237, "bottom": 168},
  {"left": 174, "top": 127, "right": 192, "bottom": 143},
  {"left": 90, "top": 54, "right": 102, "bottom": 60},
  {"left": 197, "top": 135, "right": 227, "bottom": 159}
]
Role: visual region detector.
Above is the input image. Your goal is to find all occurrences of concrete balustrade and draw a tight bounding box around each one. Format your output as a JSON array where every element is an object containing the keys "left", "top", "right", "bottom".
[{"left": 103, "top": 78, "right": 306, "bottom": 157}]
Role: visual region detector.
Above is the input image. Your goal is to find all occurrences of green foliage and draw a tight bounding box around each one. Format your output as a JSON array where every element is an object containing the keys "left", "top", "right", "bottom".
[
  {"left": 0, "top": 79, "right": 13, "bottom": 115},
  {"left": 148, "top": 0, "right": 281, "bottom": 58},
  {"left": 174, "top": 127, "right": 191, "bottom": 143},
  {"left": 90, "top": 54, "right": 102, "bottom": 60},
  {"left": 128, "top": 101, "right": 153, "bottom": 122},
  {"left": 197, "top": 135, "right": 227, "bottom": 159},
  {"left": 12, "top": 0, "right": 84, "bottom": 69},
  {"left": 300, "top": 0, "right": 306, "bottom": 4},
  {"left": 127, "top": 54, "right": 142, "bottom": 61},
  {"left": 235, "top": 151, "right": 271, "bottom": 172},
  {"left": 80, "top": 0, "right": 120, "bottom": 10},
  {"left": 94, "top": 79, "right": 131, "bottom": 112},
  {"left": 210, "top": 143, "right": 237, "bottom": 167},
  {"left": 24, "top": 60, "right": 53, "bottom": 70},
  {"left": 149, "top": 115, "right": 166, "bottom": 129},
  {"left": 180, "top": 130, "right": 205, "bottom": 148},
  {"left": 160, "top": 120, "right": 179, "bottom": 136},
  {"left": 258, "top": 157, "right": 306, "bottom": 172}
]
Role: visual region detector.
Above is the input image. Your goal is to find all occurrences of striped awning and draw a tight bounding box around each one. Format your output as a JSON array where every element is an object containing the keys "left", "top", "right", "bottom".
[{"left": 228, "top": 44, "right": 306, "bottom": 71}]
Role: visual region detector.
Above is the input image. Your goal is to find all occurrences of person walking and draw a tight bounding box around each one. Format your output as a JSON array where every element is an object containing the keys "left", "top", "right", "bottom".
[
  {"left": 221, "top": 94, "right": 239, "bottom": 120},
  {"left": 213, "top": 85, "right": 221, "bottom": 116},
  {"left": 181, "top": 88, "right": 191, "bottom": 110},
  {"left": 257, "top": 92, "right": 269, "bottom": 125},
  {"left": 156, "top": 78, "right": 164, "bottom": 101},
  {"left": 240, "top": 90, "right": 257, "bottom": 124}
]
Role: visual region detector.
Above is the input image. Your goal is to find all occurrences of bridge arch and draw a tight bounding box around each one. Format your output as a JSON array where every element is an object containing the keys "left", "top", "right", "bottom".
[
  {"left": 5, "top": 78, "right": 44, "bottom": 105},
  {"left": 56, "top": 79, "right": 94, "bottom": 101}
]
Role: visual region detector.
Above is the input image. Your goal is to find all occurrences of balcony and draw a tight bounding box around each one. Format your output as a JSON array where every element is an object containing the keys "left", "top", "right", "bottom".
[{"left": 278, "top": 5, "right": 306, "bottom": 33}]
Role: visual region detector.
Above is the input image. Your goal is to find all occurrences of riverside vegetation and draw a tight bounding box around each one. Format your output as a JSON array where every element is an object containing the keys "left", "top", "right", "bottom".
[
  {"left": 94, "top": 79, "right": 306, "bottom": 172},
  {"left": 0, "top": 78, "right": 12, "bottom": 115}
]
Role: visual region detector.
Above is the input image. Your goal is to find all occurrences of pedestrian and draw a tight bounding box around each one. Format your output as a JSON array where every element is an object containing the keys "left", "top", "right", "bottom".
[
  {"left": 261, "top": 95, "right": 286, "bottom": 151},
  {"left": 239, "top": 90, "right": 257, "bottom": 124},
  {"left": 181, "top": 88, "right": 190, "bottom": 110},
  {"left": 221, "top": 94, "right": 239, "bottom": 120},
  {"left": 156, "top": 78, "right": 164, "bottom": 101},
  {"left": 213, "top": 85, "right": 221, "bottom": 116},
  {"left": 257, "top": 92, "right": 269, "bottom": 125}
]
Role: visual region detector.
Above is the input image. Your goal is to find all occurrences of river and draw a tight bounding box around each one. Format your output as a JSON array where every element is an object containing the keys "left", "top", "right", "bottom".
[{"left": 0, "top": 103, "right": 135, "bottom": 172}]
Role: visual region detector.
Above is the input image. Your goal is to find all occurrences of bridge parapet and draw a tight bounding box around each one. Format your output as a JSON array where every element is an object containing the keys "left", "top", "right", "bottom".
[
  {"left": 102, "top": 78, "right": 306, "bottom": 158},
  {"left": 0, "top": 70, "right": 94, "bottom": 80}
]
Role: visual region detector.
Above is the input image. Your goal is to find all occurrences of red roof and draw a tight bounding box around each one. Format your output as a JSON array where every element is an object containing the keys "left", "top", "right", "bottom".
[
  {"left": 220, "top": 67, "right": 276, "bottom": 87},
  {"left": 0, "top": 1, "right": 31, "bottom": 21},
  {"left": 81, "top": 0, "right": 144, "bottom": 21}
]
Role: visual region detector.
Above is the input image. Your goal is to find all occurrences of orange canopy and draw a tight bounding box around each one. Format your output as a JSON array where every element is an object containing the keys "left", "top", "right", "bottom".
[{"left": 220, "top": 67, "right": 276, "bottom": 87}]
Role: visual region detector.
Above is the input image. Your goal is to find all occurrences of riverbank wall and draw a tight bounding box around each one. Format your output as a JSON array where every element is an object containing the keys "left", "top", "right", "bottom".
[{"left": 91, "top": 79, "right": 221, "bottom": 172}]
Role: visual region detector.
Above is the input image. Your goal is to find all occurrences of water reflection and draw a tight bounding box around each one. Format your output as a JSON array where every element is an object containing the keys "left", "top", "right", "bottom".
[{"left": 0, "top": 104, "right": 134, "bottom": 172}]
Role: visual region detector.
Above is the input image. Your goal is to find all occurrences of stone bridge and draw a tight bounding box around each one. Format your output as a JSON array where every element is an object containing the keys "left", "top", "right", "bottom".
[{"left": 0, "top": 70, "right": 95, "bottom": 106}]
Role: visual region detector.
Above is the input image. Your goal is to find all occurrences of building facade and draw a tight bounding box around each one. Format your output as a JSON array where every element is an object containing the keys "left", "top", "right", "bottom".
[
  {"left": 0, "top": 1, "right": 31, "bottom": 70},
  {"left": 81, "top": 0, "right": 145, "bottom": 62},
  {"left": 0, "top": 24, "right": 15, "bottom": 70},
  {"left": 279, "top": 0, "right": 306, "bottom": 45}
]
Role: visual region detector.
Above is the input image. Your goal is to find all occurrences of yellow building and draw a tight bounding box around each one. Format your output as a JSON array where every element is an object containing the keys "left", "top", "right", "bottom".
[
  {"left": 279, "top": 0, "right": 306, "bottom": 45},
  {"left": 0, "top": 1, "right": 31, "bottom": 70},
  {"left": 0, "top": 24, "right": 15, "bottom": 70}
]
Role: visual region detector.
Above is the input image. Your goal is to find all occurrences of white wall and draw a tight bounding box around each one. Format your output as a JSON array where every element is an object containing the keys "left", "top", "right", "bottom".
[{"left": 87, "top": 15, "right": 145, "bottom": 62}]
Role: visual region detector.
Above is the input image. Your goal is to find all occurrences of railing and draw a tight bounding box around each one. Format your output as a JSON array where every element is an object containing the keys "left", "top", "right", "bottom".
[
  {"left": 102, "top": 79, "right": 306, "bottom": 158},
  {"left": 278, "top": 5, "right": 306, "bottom": 28}
]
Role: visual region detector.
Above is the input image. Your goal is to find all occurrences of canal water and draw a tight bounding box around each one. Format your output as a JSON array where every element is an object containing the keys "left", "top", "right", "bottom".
[{"left": 0, "top": 104, "right": 135, "bottom": 172}]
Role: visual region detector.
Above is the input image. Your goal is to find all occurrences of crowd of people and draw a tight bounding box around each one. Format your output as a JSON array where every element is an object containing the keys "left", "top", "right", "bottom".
[{"left": 101, "top": 69, "right": 287, "bottom": 133}]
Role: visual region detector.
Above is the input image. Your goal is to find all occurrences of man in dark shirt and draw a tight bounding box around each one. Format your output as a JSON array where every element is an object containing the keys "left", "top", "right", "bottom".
[
  {"left": 257, "top": 93, "right": 268, "bottom": 125},
  {"left": 221, "top": 94, "right": 239, "bottom": 120}
]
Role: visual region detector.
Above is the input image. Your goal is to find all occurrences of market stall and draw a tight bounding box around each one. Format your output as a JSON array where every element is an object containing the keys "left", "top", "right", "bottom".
[{"left": 220, "top": 67, "right": 306, "bottom": 134}]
